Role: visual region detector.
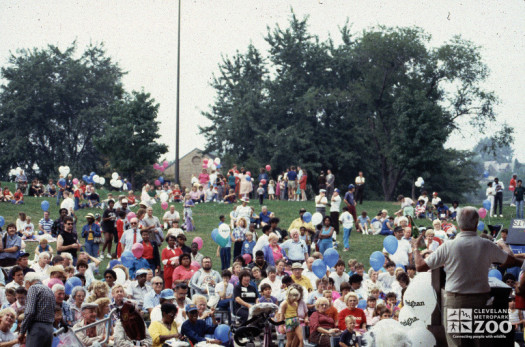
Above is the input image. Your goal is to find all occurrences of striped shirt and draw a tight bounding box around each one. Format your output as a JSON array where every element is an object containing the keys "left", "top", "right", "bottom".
[
  {"left": 20, "top": 282, "right": 55, "bottom": 334},
  {"left": 39, "top": 217, "right": 53, "bottom": 233}
]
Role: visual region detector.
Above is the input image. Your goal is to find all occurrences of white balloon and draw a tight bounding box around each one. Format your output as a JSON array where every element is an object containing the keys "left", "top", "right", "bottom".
[
  {"left": 99, "top": 177, "right": 105, "bottom": 185},
  {"left": 207, "top": 160, "right": 213, "bottom": 169},
  {"left": 160, "top": 192, "right": 169, "bottom": 203},
  {"left": 417, "top": 177, "right": 423, "bottom": 182},
  {"left": 218, "top": 223, "right": 230, "bottom": 240},
  {"left": 403, "top": 277, "right": 437, "bottom": 324},
  {"left": 62, "top": 166, "right": 70, "bottom": 176},
  {"left": 114, "top": 268, "right": 126, "bottom": 285},
  {"left": 415, "top": 181, "right": 422, "bottom": 188},
  {"left": 311, "top": 212, "right": 323, "bottom": 226},
  {"left": 214, "top": 158, "right": 220, "bottom": 165},
  {"left": 363, "top": 319, "right": 412, "bottom": 347},
  {"left": 93, "top": 175, "right": 100, "bottom": 184},
  {"left": 112, "top": 172, "right": 119, "bottom": 180},
  {"left": 398, "top": 306, "right": 421, "bottom": 327},
  {"left": 409, "top": 325, "right": 436, "bottom": 346},
  {"left": 115, "top": 180, "right": 123, "bottom": 188},
  {"left": 211, "top": 164, "right": 217, "bottom": 171}
]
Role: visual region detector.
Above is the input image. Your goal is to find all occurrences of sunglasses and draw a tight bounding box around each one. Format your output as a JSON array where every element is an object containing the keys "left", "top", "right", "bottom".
[
  {"left": 65, "top": 222, "right": 73, "bottom": 225},
  {"left": 130, "top": 222, "right": 138, "bottom": 225},
  {"left": 153, "top": 282, "right": 163, "bottom": 285}
]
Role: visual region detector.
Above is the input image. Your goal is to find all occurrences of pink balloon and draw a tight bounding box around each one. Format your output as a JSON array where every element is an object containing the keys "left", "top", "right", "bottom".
[
  {"left": 265, "top": 165, "right": 271, "bottom": 171},
  {"left": 202, "top": 164, "right": 207, "bottom": 168},
  {"left": 261, "top": 179, "right": 267, "bottom": 185},
  {"left": 159, "top": 167, "right": 165, "bottom": 172},
  {"left": 242, "top": 254, "right": 252, "bottom": 264},
  {"left": 191, "top": 261, "right": 201, "bottom": 269},
  {"left": 127, "top": 212, "right": 136, "bottom": 222},
  {"left": 161, "top": 202, "right": 168, "bottom": 210},
  {"left": 192, "top": 237, "right": 203, "bottom": 250},
  {"left": 132, "top": 243, "right": 144, "bottom": 258},
  {"left": 203, "top": 159, "right": 208, "bottom": 164},
  {"left": 72, "top": 178, "right": 79, "bottom": 185},
  {"left": 154, "top": 180, "right": 161, "bottom": 186},
  {"left": 47, "top": 278, "right": 64, "bottom": 289},
  {"left": 163, "top": 160, "right": 169, "bottom": 168},
  {"left": 246, "top": 171, "right": 251, "bottom": 176},
  {"left": 478, "top": 207, "right": 487, "bottom": 219},
  {"left": 153, "top": 163, "right": 160, "bottom": 170}
]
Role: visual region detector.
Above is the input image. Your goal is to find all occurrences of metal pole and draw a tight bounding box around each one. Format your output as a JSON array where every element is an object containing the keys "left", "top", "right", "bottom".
[{"left": 175, "top": 0, "right": 181, "bottom": 184}]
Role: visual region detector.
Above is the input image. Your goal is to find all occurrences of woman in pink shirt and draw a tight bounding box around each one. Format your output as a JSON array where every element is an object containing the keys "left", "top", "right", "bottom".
[
  {"left": 198, "top": 169, "right": 210, "bottom": 186},
  {"left": 172, "top": 253, "right": 199, "bottom": 287}
]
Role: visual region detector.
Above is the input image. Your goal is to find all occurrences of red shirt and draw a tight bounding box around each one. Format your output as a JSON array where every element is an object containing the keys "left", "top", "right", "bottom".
[
  {"left": 338, "top": 307, "right": 367, "bottom": 330},
  {"left": 127, "top": 195, "right": 136, "bottom": 204},
  {"left": 510, "top": 178, "right": 517, "bottom": 192},
  {"left": 172, "top": 265, "right": 199, "bottom": 282},
  {"left": 74, "top": 189, "right": 81, "bottom": 198},
  {"left": 172, "top": 189, "right": 182, "bottom": 200},
  {"left": 14, "top": 192, "right": 23, "bottom": 201},
  {"left": 142, "top": 241, "right": 154, "bottom": 260}
]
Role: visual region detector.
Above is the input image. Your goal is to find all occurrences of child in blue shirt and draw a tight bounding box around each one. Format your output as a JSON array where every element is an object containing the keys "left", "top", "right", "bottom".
[{"left": 241, "top": 231, "right": 256, "bottom": 260}]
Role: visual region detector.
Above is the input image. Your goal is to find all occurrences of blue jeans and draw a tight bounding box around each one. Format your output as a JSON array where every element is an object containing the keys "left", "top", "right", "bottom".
[
  {"left": 84, "top": 242, "right": 99, "bottom": 258},
  {"left": 56, "top": 190, "right": 63, "bottom": 206},
  {"left": 220, "top": 247, "right": 231, "bottom": 270},
  {"left": 343, "top": 227, "right": 352, "bottom": 249},
  {"left": 517, "top": 200, "right": 524, "bottom": 219},
  {"left": 318, "top": 240, "right": 333, "bottom": 255}
]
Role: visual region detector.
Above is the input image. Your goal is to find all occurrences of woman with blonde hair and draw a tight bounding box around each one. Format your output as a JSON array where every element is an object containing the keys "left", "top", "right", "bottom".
[
  {"left": 192, "top": 294, "right": 216, "bottom": 329},
  {"left": 262, "top": 233, "right": 287, "bottom": 266},
  {"left": 94, "top": 297, "right": 111, "bottom": 320},
  {"left": 432, "top": 219, "right": 447, "bottom": 240},
  {"left": 425, "top": 230, "right": 439, "bottom": 251},
  {"left": 0, "top": 308, "right": 18, "bottom": 345},
  {"left": 86, "top": 280, "right": 110, "bottom": 303}
]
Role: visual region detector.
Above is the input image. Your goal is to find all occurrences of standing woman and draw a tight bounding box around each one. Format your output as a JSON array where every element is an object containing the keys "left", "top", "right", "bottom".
[
  {"left": 299, "top": 170, "right": 308, "bottom": 202},
  {"left": 161, "top": 235, "right": 182, "bottom": 290},
  {"left": 239, "top": 170, "right": 253, "bottom": 199},
  {"left": 232, "top": 218, "right": 247, "bottom": 259},
  {"left": 318, "top": 217, "right": 334, "bottom": 255}
]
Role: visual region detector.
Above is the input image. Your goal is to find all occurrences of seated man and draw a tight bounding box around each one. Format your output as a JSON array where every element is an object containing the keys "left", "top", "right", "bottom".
[
  {"left": 180, "top": 304, "right": 221, "bottom": 345},
  {"left": 86, "top": 187, "right": 101, "bottom": 208},
  {"left": 127, "top": 269, "right": 152, "bottom": 311}
]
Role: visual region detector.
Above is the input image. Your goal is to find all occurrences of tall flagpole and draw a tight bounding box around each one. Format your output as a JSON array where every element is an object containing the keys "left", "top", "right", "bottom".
[{"left": 175, "top": 0, "right": 181, "bottom": 184}]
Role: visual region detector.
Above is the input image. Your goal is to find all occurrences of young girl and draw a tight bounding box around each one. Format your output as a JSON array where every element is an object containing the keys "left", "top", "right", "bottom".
[
  {"left": 280, "top": 287, "right": 304, "bottom": 347},
  {"left": 232, "top": 218, "right": 247, "bottom": 259},
  {"left": 35, "top": 238, "right": 53, "bottom": 258},
  {"left": 171, "top": 184, "right": 182, "bottom": 202},
  {"left": 357, "top": 211, "right": 370, "bottom": 235},
  {"left": 183, "top": 195, "right": 195, "bottom": 231},
  {"left": 364, "top": 296, "right": 380, "bottom": 327},
  {"left": 21, "top": 216, "right": 35, "bottom": 240},
  {"left": 241, "top": 231, "right": 256, "bottom": 260},
  {"left": 15, "top": 213, "right": 26, "bottom": 235},
  {"left": 268, "top": 180, "right": 276, "bottom": 200}
]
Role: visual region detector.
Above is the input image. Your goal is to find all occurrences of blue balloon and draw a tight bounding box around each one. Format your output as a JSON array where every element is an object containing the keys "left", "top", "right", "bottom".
[
  {"left": 58, "top": 178, "right": 66, "bottom": 187},
  {"left": 67, "top": 277, "right": 82, "bottom": 289},
  {"left": 246, "top": 176, "right": 252, "bottom": 181},
  {"left": 302, "top": 212, "right": 312, "bottom": 223},
  {"left": 216, "top": 233, "right": 229, "bottom": 248},
  {"left": 383, "top": 235, "right": 398, "bottom": 254},
  {"left": 90, "top": 172, "right": 96, "bottom": 177},
  {"left": 323, "top": 248, "right": 339, "bottom": 268},
  {"left": 121, "top": 251, "right": 135, "bottom": 268},
  {"left": 312, "top": 259, "right": 327, "bottom": 279},
  {"left": 488, "top": 269, "right": 502, "bottom": 281},
  {"left": 482, "top": 199, "right": 491, "bottom": 211},
  {"left": 483, "top": 170, "right": 489, "bottom": 178},
  {"left": 211, "top": 228, "right": 219, "bottom": 243},
  {"left": 109, "top": 260, "right": 122, "bottom": 269},
  {"left": 0, "top": 216, "right": 5, "bottom": 227},
  {"left": 216, "top": 164, "right": 222, "bottom": 169},
  {"left": 369, "top": 251, "right": 385, "bottom": 271},
  {"left": 396, "top": 263, "right": 406, "bottom": 271},
  {"left": 41, "top": 200, "right": 50, "bottom": 212},
  {"left": 159, "top": 176, "right": 164, "bottom": 184},
  {"left": 477, "top": 221, "right": 485, "bottom": 232},
  {"left": 357, "top": 299, "right": 367, "bottom": 309},
  {"left": 82, "top": 175, "right": 89, "bottom": 182},
  {"left": 214, "top": 324, "right": 231, "bottom": 343}
]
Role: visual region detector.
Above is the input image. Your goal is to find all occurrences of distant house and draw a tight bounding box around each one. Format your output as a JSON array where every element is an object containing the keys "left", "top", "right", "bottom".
[
  {"left": 164, "top": 148, "right": 216, "bottom": 189},
  {"left": 484, "top": 161, "right": 513, "bottom": 174}
]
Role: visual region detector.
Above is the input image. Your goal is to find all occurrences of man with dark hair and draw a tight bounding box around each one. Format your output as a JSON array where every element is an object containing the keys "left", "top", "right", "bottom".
[
  {"left": 270, "top": 217, "right": 287, "bottom": 241},
  {"left": 51, "top": 208, "right": 68, "bottom": 237},
  {"left": 493, "top": 177, "right": 504, "bottom": 217},
  {"left": 57, "top": 216, "right": 81, "bottom": 264},
  {"left": 249, "top": 250, "right": 268, "bottom": 276},
  {"left": 349, "top": 274, "right": 363, "bottom": 292},
  {"left": 329, "top": 260, "right": 349, "bottom": 291},
  {"left": 0, "top": 223, "right": 22, "bottom": 267},
  {"left": 6, "top": 266, "right": 25, "bottom": 289},
  {"left": 190, "top": 256, "right": 221, "bottom": 296}
]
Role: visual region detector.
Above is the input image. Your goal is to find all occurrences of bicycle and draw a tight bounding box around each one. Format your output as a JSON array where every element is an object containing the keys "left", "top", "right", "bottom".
[{"left": 234, "top": 303, "right": 284, "bottom": 347}]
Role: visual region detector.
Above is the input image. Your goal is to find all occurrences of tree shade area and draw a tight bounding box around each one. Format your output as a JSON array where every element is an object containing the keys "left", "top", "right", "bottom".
[{"left": 200, "top": 13, "right": 513, "bottom": 201}]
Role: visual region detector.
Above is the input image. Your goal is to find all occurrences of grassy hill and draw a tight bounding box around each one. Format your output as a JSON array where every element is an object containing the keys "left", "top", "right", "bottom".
[{"left": 0, "top": 182, "right": 516, "bottom": 274}]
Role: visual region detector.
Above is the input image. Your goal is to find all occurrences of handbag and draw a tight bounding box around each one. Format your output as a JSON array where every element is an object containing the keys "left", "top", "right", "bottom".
[{"left": 94, "top": 236, "right": 103, "bottom": 244}]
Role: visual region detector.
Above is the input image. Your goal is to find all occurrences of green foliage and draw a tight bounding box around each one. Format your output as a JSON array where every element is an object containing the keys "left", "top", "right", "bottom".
[
  {"left": 0, "top": 43, "right": 124, "bottom": 179},
  {"left": 94, "top": 91, "right": 167, "bottom": 187},
  {"left": 474, "top": 137, "right": 515, "bottom": 163},
  {"left": 200, "top": 12, "right": 508, "bottom": 200}
]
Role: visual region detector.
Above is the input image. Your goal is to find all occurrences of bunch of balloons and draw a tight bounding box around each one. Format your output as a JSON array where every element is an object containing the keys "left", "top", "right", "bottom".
[
  {"left": 202, "top": 157, "right": 222, "bottom": 170},
  {"left": 414, "top": 177, "right": 425, "bottom": 188},
  {"left": 153, "top": 161, "right": 169, "bottom": 172},
  {"left": 110, "top": 172, "right": 123, "bottom": 188}
]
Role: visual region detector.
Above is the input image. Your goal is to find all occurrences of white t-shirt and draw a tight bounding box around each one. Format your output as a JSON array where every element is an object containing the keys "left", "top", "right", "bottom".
[
  {"left": 330, "top": 195, "right": 341, "bottom": 212},
  {"left": 60, "top": 198, "right": 75, "bottom": 214},
  {"left": 252, "top": 234, "right": 269, "bottom": 258},
  {"left": 400, "top": 198, "right": 414, "bottom": 209},
  {"left": 383, "top": 238, "right": 412, "bottom": 266},
  {"left": 418, "top": 195, "right": 429, "bottom": 205},
  {"left": 431, "top": 197, "right": 441, "bottom": 205},
  {"left": 315, "top": 195, "right": 327, "bottom": 208},
  {"left": 163, "top": 211, "right": 180, "bottom": 222},
  {"left": 329, "top": 272, "right": 349, "bottom": 291},
  {"left": 237, "top": 205, "right": 252, "bottom": 220},
  {"left": 215, "top": 282, "right": 234, "bottom": 297},
  {"left": 339, "top": 211, "right": 354, "bottom": 229},
  {"left": 378, "top": 272, "right": 396, "bottom": 293},
  {"left": 355, "top": 176, "right": 365, "bottom": 185},
  {"left": 486, "top": 187, "right": 496, "bottom": 198}
]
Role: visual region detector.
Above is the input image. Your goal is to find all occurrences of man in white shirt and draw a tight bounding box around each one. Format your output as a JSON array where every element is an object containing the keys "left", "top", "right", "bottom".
[
  {"left": 354, "top": 171, "right": 365, "bottom": 205},
  {"left": 120, "top": 218, "right": 142, "bottom": 253},
  {"left": 258, "top": 267, "right": 283, "bottom": 301},
  {"left": 302, "top": 257, "right": 319, "bottom": 288},
  {"left": 397, "top": 195, "right": 414, "bottom": 209},
  {"left": 315, "top": 189, "right": 328, "bottom": 217},
  {"left": 383, "top": 227, "right": 412, "bottom": 267},
  {"left": 252, "top": 225, "right": 272, "bottom": 258},
  {"left": 60, "top": 191, "right": 75, "bottom": 215},
  {"left": 163, "top": 205, "right": 180, "bottom": 229},
  {"left": 378, "top": 261, "right": 397, "bottom": 293},
  {"left": 330, "top": 188, "right": 341, "bottom": 236},
  {"left": 329, "top": 260, "right": 349, "bottom": 291},
  {"left": 339, "top": 206, "right": 354, "bottom": 251},
  {"left": 126, "top": 269, "right": 151, "bottom": 310}
]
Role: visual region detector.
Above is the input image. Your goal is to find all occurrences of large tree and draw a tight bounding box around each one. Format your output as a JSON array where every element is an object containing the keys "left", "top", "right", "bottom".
[
  {"left": 94, "top": 91, "right": 168, "bottom": 187},
  {"left": 200, "top": 14, "right": 512, "bottom": 200},
  {"left": 0, "top": 43, "right": 124, "bottom": 179}
]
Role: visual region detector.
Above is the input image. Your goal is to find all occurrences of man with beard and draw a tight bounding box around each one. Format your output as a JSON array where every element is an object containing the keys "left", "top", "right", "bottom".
[{"left": 190, "top": 257, "right": 221, "bottom": 296}]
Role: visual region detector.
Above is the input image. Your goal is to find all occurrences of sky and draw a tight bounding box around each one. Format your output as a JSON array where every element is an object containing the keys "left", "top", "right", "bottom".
[{"left": 1, "top": 0, "right": 524, "bottom": 163}]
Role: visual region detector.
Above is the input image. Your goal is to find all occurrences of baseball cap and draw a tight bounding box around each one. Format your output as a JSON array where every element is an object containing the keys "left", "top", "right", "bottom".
[
  {"left": 160, "top": 289, "right": 175, "bottom": 300},
  {"left": 135, "top": 269, "right": 148, "bottom": 277},
  {"left": 319, "top": 189, "right": 326, "bottom": 193},
  {"left": 334, "top": 188, "right": 340, "bottom": 193},
  {"left": 121, "top": 198, "right": 128, "bottom": 203},
  {"left": 81, "top": 303, "right": 99, "bottom": 310},
  {"left": 348, "top": 184, "right": 355, "bottom": 189},
  {"left": 17, "top": 252, "right": 30, "bottom": 259},
  {"left": 185, "top": 304, "right": 198, "bottom": 313}
]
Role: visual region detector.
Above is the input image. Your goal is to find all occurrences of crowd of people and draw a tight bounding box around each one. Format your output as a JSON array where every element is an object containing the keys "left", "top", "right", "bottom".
[{"left": 0, "top": 167, "right": 524, "bottom": 346}]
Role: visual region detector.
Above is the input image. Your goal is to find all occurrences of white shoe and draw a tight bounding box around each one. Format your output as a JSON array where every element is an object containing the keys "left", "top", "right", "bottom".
[
  {"left": 97, "top": 255, "right": 104, "bottom": 260},
  {"left": 106, "top": 253, "right": 112, "bottom": 259},
  {"left": 499, "top": 214, "right": 504, "bottom": 218}
]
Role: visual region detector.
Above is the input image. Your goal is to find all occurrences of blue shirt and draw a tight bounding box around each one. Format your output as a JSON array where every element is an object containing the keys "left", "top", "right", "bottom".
[
  {"left": 287, "top": 171, "right": 297, "bottom": 181},
  {"left": 344, "top": 191, "right": 355, "bottom": 205},
  {"left": 81, "top": 223, "right": 101, "bottom": 242},
  {"left": 0, "top": 234, "right": 21, "bottom": 259},
  {"left": 281, "top": 239, "right": 308, "bottom": 261},
  {"left": 129, "top": 258, "right": 150, "bottom": 279},
  {"left": 358, "top": 215, "right": 370, "bottom": 227},
  {"left": 181, "top": 319, "right": 216, "bottom": 344},
  {"left": 143, "top": 291, "right": 161, "bottom": 310},
  {"left": 241, "top": 240, "right": 256, "bottom": 256},
  {"left": 259, "top": 212, "right": 272, "bottom": 224},
  {"left": 380, "top": 220, "right": 393, "bottom": 236}
]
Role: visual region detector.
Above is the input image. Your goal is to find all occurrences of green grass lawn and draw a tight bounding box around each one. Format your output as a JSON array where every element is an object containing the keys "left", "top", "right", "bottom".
[{"left": 0, "top": 183, "right": 519, "bottom": 274}]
